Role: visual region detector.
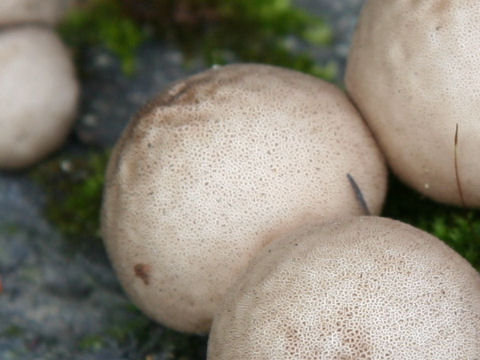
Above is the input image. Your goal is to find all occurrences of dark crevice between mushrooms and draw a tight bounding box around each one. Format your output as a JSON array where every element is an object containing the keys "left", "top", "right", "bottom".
[
  {"left": 347, "top": 173, "right": 371, "bottom": 216},
  {"left": 454, "top": 123, "right": 466, "bottom": 208},
  {"left": 454, "top": 124, "right": 477, "bottom": 241}
]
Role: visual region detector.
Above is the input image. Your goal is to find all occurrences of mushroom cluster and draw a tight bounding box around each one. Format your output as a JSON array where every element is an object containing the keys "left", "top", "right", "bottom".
[
  {"left": 99, "top": 0, "right": 480, "bottom": 357},
  {"left": 0, "top": 1, "right": 79, "bottom": 169}
]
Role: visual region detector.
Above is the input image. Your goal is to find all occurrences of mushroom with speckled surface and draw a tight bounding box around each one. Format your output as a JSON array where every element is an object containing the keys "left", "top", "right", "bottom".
[
  {"left": 0, "top": 26, "right": 79, "bottom": 169},
  {"left": 208, "top": 216, "right": 480, "bottom": 359},
  {"left": 101, "top": 63, "right": 387, "bottom": 334},
  {"left": 345, "top": 0, "right": 480, "bottom": 207}
]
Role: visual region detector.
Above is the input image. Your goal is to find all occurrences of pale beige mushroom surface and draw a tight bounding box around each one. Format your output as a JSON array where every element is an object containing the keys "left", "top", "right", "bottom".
[
  {"left": 345, "top": 0, "right": 480, "bottom": 207},
  {"left": 0, "top": 0, "right": 73, "bottom": 26},
  {"left": 0, "top": 26, "right": 79, "bottom": 169},
  {"left": 208, "top": 216, "right": 480, "bottom": 360},
  {"left": 101, "top": 63, "right": 387, "bottom": 334}
]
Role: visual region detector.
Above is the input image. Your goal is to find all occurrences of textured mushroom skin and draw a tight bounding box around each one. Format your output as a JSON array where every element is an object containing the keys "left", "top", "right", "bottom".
[
  {"left": 0, "top": 0, "right": 70, "bottom": 26},
  {"left": 0, "top": 27, "right": 79, "bottom": 169},
  {"left": 345, "top": 0, "right": 480, "bottom": 207},
  {"left": 101, "top": 64, "right": 387, "bottom": 333},
  {"left": 208, "top": 217, "right": 480, "bottom": 359}
]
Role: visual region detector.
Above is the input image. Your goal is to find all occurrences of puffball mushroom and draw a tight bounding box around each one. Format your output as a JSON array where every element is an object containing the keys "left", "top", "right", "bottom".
[
  {"left": 0, "top": 0, "right": 73, "bottom": 26},
  {"left": 208, "top": 217, "right": 480, "bottom": 359},
  {"left": 101, "top": 63, "right": 387, "bottom": 333},
  {"left": 0, "top": 27, "right": 79, "bottom": 169},
  {"left": 345, "top": 0, "right": 480, "bottom": 207}
]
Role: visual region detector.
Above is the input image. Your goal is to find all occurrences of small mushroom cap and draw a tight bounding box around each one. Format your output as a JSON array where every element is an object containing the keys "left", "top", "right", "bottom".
[
  {"left": 101, "top": 64, "right": 387, "bottom": 333},
  {"left": 208, "top": 217, "right": 480, "bottom": 360},
  {"left": 345, "top": 0, "right": 480, "bottom": 207},
  {"left": 0, "top": 0, "right": 73, "bottom": 26},
  {"left": 0, "top": 27, "right": 79, "bottom": 169}
]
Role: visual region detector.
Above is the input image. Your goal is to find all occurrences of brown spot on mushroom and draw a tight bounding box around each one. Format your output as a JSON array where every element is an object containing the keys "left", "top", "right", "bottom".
[{"left": 134, "top": 263, "right": 151, "bottom": 285}]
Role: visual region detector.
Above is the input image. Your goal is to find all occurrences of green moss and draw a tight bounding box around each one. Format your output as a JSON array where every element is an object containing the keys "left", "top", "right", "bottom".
[
  {"left": 151, "top": 329, "right": 206, "bottom": 360},
  {"left": 59, "top": 0, "right": 336, "bottom": 80},
  {"left": 77, "top": 335, "right": 107, "bottom": 351},
  {"left": 151, "top": 0, "right": 336, "bottom": 80},
  {"left": 59, "top": 0, "right": 147, "bottom": 74},
  {"left": 68, "top": 304, "right": 206, "bottom": 358},
  {"left": 30, "top": 150, "right": 109, "bottom": 247},
  {"left": 382, "top": 175, "right": 480, "bottom": 271},
  {"left": 1, "top": 325, "right": 25, "bottom": 338},
  {"left": 0, "top": 223, "right": 20, "bottom": 236},
  {"left": 106, "top": 305, "right": 151, "bottom": 344}
]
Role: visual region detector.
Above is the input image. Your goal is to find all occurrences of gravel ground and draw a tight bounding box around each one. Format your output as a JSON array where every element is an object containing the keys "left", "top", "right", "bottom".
[{"left": 0, "top": 1, "right": 365, "bottom": 359}]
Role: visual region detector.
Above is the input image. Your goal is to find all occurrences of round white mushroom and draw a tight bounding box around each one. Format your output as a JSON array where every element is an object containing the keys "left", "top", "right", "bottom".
[
  {"left": 0, "top": 26, "right": 79, "bottom": 169},
  {"left": 208, "top": 216, "right": 480, "bottom": 359},
  {"left": 345, "top": 0, "right": 480, "bottom": 207},
  {"left": 101, "top": 63, "right": 387, "bottom": 333},
  {"left": 0, "top": 0, "right": 75, "bottom": 26}
]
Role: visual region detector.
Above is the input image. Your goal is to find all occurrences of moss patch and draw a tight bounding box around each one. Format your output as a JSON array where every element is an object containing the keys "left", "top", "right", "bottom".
[
  {"left": 0, "top": 223, "right": 20, "bottom": 236},
  {"left": 29, "top": 150, "right": 109, "bottom": 248},
  {"left": 382, "top": 175, "right": 480, "bottom": 271},
  {"left": 77, "top": 335, "right": 107, "bottom": 352},
  {"left": 149, "top": 0, "right": 337, "bottom": 80},
  {"left": 59, "top": 0, "right": 146, "bottom": 74},
  {"left": 0, "top": 325, "right": 25, "bottom": 339},
  {"left": 80, "top": 304, "right": 207, "bottom": 359},
  {"left": 59, "top": 0, "right": 336, "bottom": 80}
]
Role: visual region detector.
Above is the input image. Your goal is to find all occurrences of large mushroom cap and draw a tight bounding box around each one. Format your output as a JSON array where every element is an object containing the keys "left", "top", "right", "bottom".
[
  {"left": 0, "top": 27, "right": 79, "bottom": 169},
  {"left": 208, "top": 217, "right": 480, "bottom": 359},
  {"left": 101, "top": 63, "right": 387, "bottom": 333},
  {"left": 0, "top": 0, "right": 73, "bottom": 26},
  {"left": 345, "top": 0, "right": 480, "bottom": 207}
]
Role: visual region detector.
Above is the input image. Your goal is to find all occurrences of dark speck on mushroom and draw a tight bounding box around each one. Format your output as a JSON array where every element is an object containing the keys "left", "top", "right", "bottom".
[{"left": 134, "top": 263, "right": 151, "bottom": 285}]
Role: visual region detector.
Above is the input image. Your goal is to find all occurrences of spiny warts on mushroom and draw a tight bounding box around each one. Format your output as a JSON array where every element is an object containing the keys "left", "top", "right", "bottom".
[
  {"left": 101, "top": 63, "right": 387, "bottom": 334},
  {"left": 208, "top": 216, "right": 480, "bottom": 360},
  {"left": 345, "top": 0, "right": 480, "bottom": 207},
  {"left": 0, "top": 26, "right": 79, "bottom": 169}
]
